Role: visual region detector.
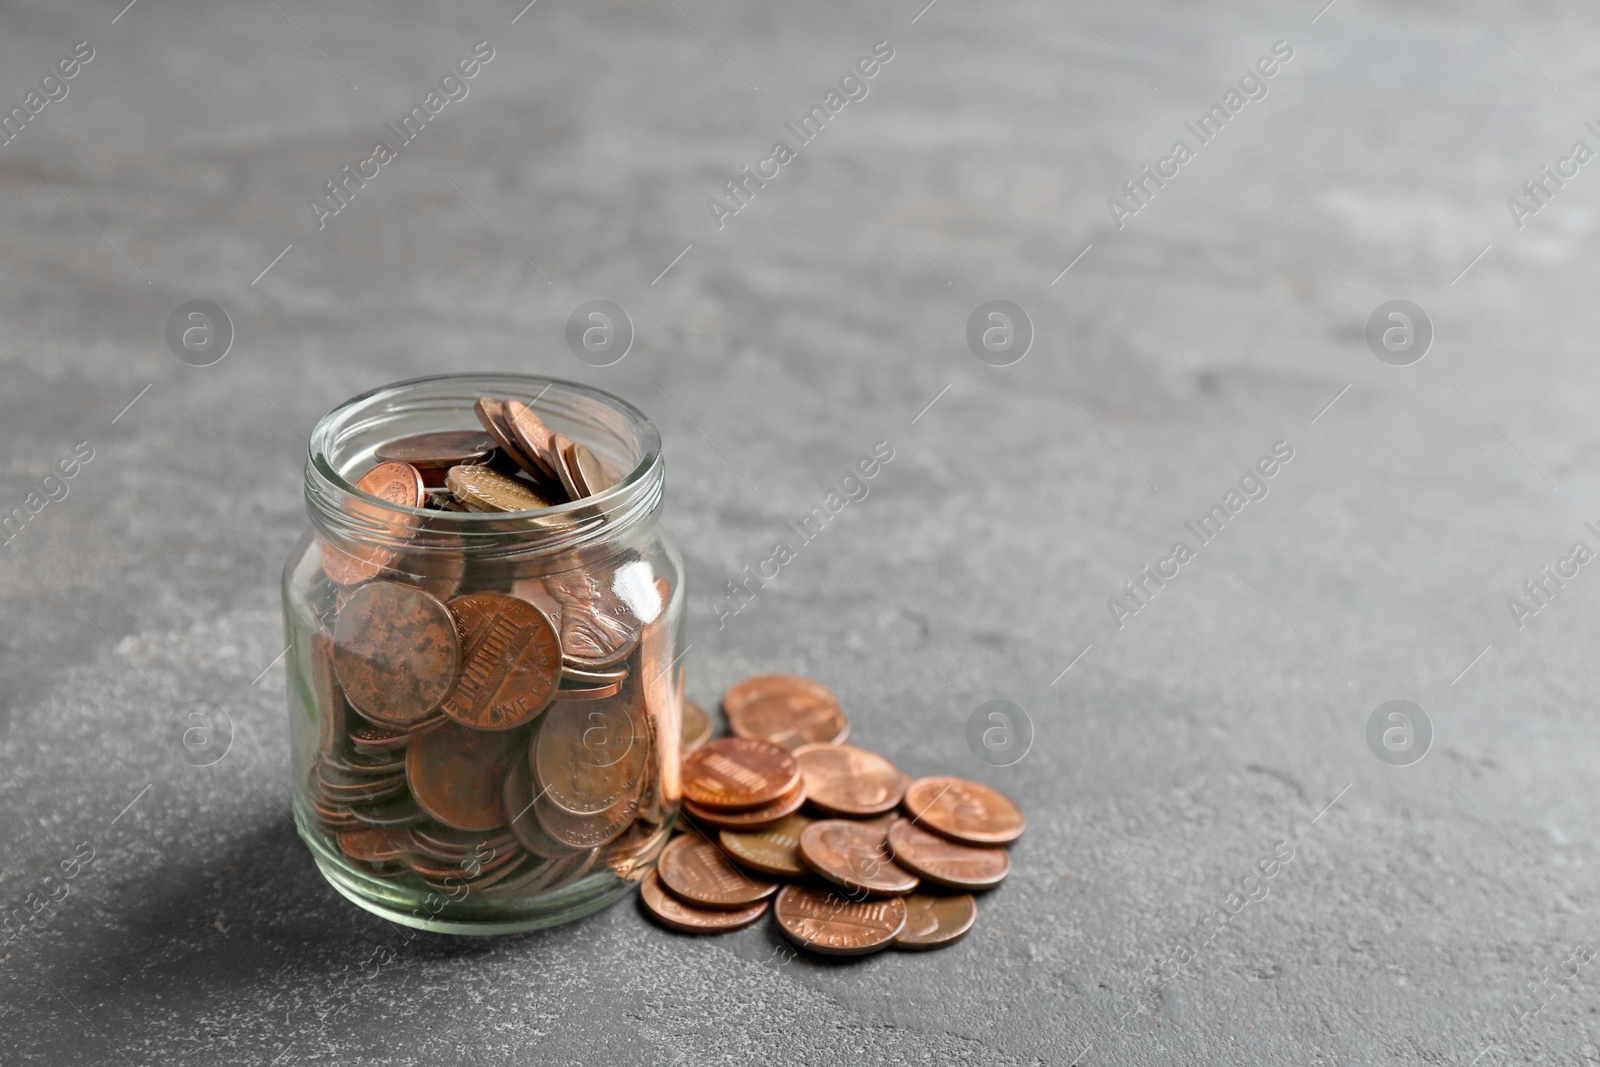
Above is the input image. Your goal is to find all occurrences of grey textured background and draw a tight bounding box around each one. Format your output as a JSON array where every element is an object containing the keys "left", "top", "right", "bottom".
[{"left": 3, "top": 0, "right": 1599, "bottom": 1063}]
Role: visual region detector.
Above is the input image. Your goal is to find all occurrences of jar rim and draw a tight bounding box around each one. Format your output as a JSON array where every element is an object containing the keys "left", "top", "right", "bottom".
[{"left": 305, "top": 373, "right": 664, "bottom": 557}]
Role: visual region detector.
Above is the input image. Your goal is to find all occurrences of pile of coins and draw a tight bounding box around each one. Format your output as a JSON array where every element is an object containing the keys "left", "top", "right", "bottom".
[
  {"left": 641, "top": 675, "right": 1025, "bottom": 955},
  {"left": 305, "top": 396, "right": 677, "bottom": 901}
]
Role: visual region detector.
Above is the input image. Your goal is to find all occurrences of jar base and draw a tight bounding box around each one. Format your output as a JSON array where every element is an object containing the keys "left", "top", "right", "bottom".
[{"left": 300, "top": 819, "right": 644, "bottom": 935}]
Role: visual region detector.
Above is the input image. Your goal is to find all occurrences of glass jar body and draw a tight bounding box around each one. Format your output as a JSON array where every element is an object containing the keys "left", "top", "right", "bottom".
[{"left": 281, "top": 374, "right": 684, "bottom": 934}]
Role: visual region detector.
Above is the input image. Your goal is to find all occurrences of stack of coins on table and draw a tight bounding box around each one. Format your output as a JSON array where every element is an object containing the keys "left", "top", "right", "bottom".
[
  {"left": 641, "top": 675, "right": 1024, "bottom": 956},
  {"left": 305, "top": 396, "right": 678, "bottom": 899}
]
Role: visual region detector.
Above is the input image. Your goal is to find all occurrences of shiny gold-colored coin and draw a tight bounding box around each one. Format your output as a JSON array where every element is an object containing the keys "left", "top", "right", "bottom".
[
  {"left": 794, "top": 742, "right": 907, "bottom": 818},
  {"left": 902, "top": 776, "right": 1025, "bottom": 847},
  {"left": 640, "top": 869, "right": 769, "bottom": 935},
  {"left": 719, "top": 813, "right": 814, "bottom": 878},
  {"left": 894, "top": 892, "right": 978, "bottom": 951},
  {"left": 773, "top": 884, "right": 907, "bottom": 957},
  {"left": 798, "top": 819, "right": 919, "bottom": 897},
  {"left": 656, "top": 832, "right": 777, "bottom": 910},
  {"left": 447, "top": 464, "right": 556, "bottom": 512},
  {"left": 722, "top": 675, "right": 847, "bottom": 751},
  {"left": 887, "top": 818, "right": 1011, "bottom": 891}
]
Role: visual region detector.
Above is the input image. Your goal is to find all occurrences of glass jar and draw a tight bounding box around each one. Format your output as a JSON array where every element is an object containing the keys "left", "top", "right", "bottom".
[{"left": 280, "top": 373, "right": 685, "bottom": 934}]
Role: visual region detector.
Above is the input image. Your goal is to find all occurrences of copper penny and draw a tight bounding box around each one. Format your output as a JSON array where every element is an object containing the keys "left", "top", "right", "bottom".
[
  {"left": 798, "top": 820, "right": 919, "bottom": 896},
  {"left": 724, "top": 677, "right": 848, "bottom": 751},
  {"left": 902, "top": 776, "right": 1025, "bottom": 847},
  {"left": 534, "top": 697, "right": 649, "bottom": 815},
  {"left": 640, "top": 869, "right": 768, "bottom": 934},
  {"left": 894, "top": 892, "right": 978, "bottom": 950},
  {"left": 681, "top": 699, "right": 713, "bottom": 753},
  {"left": 887, "top": 818, "right": 1011, "bottom": 890},
  {"left": 473, "top": 396, "right": 543, "bottom": 479},
  {"left": 320, "top": 461, "right": 426, "bottom": 585},
  {"left": 553, "top": 680, "right": 623, "bottom": 701},
  {"left": 567, "top": 440, "right": 615, "bottom": 497},
  {"left": 549, "top": 432, "right": 583, "bottom": 500},
  {"left": 534, "top": 786, "right": 640, "bottom": 850},
  {"left": 337, "top": 826, "right": 411, "bottom": 864},
  {"left": 544, "top": 569, "right": 642, "bottom": 667},
  {"left": 682, "top": 781, "right": 806, "bottom": 832},
  {"left": 405, "top": 719, "right": 520, "bottom": 831},
  {"left": 503, "top": 750, "right": 582, "bottom": 858},
  {"left": 682, "top": 737, "right": 800, "bottom": 812},
  {"left": 502, "top": 399, "right": 561, "bottom": 481},
  {"left": 656, "top": 833, "right": 777, "bottom": 910},
  {"left": 719, "top": 813, "right": 814, "bottom": 879},
  {"left": 441, "top": 593, "right": 561, "bottom": 730},
  {"left": 332, "top": 581, "right": 460, "bottom": 728},
  {"left": 794, "top": 743, "right": 907, "bottom": 817},
  {"left": 375, "top": 430, "right": 494, "bottom": 472},
  {"left": 773, "top": 884, "right": 907, "bottom": 957}
]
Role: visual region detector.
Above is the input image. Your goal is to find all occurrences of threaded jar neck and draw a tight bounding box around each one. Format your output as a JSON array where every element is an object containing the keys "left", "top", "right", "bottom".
[{"left": 305, "top": 373, "right": 664, "bottom": 565}]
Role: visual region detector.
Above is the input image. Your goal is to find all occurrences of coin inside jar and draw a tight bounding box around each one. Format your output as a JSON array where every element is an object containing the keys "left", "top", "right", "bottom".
[
  {"left": 405, "top": 719, "right": 521, "bottom": 832},
  {"left": 886, "top": 818, "right": 1011, "bottom": 891},
  {"left": 502, "top": 398, "right": 561, "bottom": 481},
  {"left": 447, "top": 464, "right": 556, "bottom": 512},
  {"left": 640, "top": 869, "right": 769, "bottom": 935},
  {"left": 656, "top": 833, "right": 777, "bottom": 910},
  {"left": 441, "top": 593, "right": 562, "bottom": 731},
  {"left": 566, "top": 440, "right": 614, "bottom": 497},
  {"left": 894, "top": 892, "right": 978, "bottom": 951},
  {"left": 682, "top": 737, "right": 801, "bottom": 812},
  {"left": 902, "top": 776, "right": 1025, "bottom": 847},
  {"left": 374, "top": 431, "right": 496, "bottom": 486},
  {"left": 332, "top": 581, "right": 460, "bottom": 728},
  {"left": 793, "top": 743, "right": 907, "bottom": 817},
  {"left": 773, "top": 884, "right": 907, "bottom": 957},
  {"left": 534, "top": 698, "right": 649, "bottom": 815},
  {"left": 320, "top": 461, "right": 427, "bottom": 585},
  {"left": 798, "top": 819, "right": 919, "bottom": 897}
]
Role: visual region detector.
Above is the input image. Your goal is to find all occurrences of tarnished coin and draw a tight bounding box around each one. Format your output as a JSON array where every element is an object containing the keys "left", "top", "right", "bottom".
[
  {"left": 794, "top": 743, "right": 907, "bottom": 818},
  {"left": 887, "top": 818, "right": 1011, "bottom": 890},
  {"left": 683, "top": 781, "right": 806, "bottom": 831},
  {"left": 682, "top": 737, "right": 801, "bottom": 812},
  {"left": 894, "top": 892, "right": 978, "bottom": 950},
  {"left": 337, "top": 826, "right": 411, "bottom": 864},
  {"left": 375, "top": 431, "right": 495, "bottom": 486},
  {"left": 535, "top": 786, "right": 640, "bottom": 850},
  {"left": 567, "top": 440, "right": 615, "bottom": 497},
  {"left": 773, "top": 884, "right": 908, "bottom": 957},
  {"left": 720, "top": 813, "right": 814, "bottom": 879},
  {"left": 681, "top": 699, "right": 713, "bottom": 753},
  {"left": 333, "top": 581, "right": 460, "bottom": 728},
  {"left": 442, "top": 593, "right": 562, "bottom": 730},
  {"left": 503, "top": 750, "right": 582, "bottom": 858},
  {"left": 724, "top": 676, "right": 848, "bottom": 751},
  {"left": 405, "top": 719, "right": 520, "bottom": 832},
  {"left": 600, "top": 818, "right": 671, "bottom": 882},
  {"left": 348, "top": 721, "right": 411, "bottom": 754},
  {"left": 656, "top": 833, "right": 777, "bottom": 910},
  {"left": 553, "top": 680, "right": 622, "bottom": 700},
  {"left": 447, "top": 464, "right": 556, "bottom": 512},
  {"left": 640, "top": 869, "right": 769, "bottom": 935},
  {"left": 348, "top": 793, "right": 427, "bottom": 828},
  {"left": 534, "top": 698, "right": 649, "bottom": 815},
  {"left": 320, "top": 461, "right": 427, "bottom": 585},
  {"left": 502, "top": 399, "right": 561, "bottom": 481},
  {"left": 903, "top": 776, "right": 1025, "bottom": 846},
  {"left": 798, "top": 819, "right": 919, "bottom": 897}
]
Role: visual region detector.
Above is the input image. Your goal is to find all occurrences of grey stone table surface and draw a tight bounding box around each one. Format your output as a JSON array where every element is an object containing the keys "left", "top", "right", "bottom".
[{"left": 3, "top": 0, "right": 1599, "bottom": 1062}]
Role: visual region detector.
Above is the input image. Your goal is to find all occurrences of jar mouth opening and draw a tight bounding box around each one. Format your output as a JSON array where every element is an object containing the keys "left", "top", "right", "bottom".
[{"left": 305, "top": 374, "right": 664, "bottom": 554}]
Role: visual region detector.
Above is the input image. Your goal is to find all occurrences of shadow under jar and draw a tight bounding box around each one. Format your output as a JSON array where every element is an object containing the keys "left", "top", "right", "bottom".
[{"left": 281, "top": 374, "right": 685, "bottom": 934}]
